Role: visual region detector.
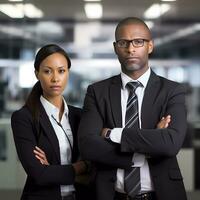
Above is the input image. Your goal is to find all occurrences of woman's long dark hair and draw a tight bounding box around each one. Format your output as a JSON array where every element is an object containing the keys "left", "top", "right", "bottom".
[{"left": 25, "top": 44, "right": 71, "bottom": 121}]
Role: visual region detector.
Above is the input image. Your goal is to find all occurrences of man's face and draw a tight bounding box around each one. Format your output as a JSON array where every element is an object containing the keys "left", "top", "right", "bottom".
[{"left": 114, "top": 23, "right": 153, "bottom": 78}]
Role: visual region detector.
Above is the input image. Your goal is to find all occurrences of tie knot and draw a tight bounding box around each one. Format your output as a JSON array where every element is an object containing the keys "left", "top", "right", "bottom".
[{"left": 126, "top": 81, "right": 141, "bottom": 91}]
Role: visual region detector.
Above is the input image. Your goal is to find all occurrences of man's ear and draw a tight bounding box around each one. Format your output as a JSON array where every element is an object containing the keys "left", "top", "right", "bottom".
[
  {"left": 113, "top": 42, "right": 117, "bottom": 55},
  {"left": 35, "top": 70, "right": 39, "bottom": 80},
  {"left": 148, "top": 40, "right": 154, "bottom": 54}
]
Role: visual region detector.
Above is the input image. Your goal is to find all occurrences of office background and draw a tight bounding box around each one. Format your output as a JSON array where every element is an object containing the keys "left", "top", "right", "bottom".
[{"left": 0, "top": 0, "right": 200, "bottom": 199}]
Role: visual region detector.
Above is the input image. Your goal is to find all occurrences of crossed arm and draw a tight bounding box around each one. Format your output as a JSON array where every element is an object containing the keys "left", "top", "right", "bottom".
[
  {"left": 101, "top": 115, "right": 171, "bottom": 138},
  {"left": 33, "top": 146, "right": 86, "bottom": 175},
  {"left": 11, "top": 109, "right": 87, "bottom": 186},
  {"left": 35, "top": 115, "right": 171, "bottom": 166},
  {"left": 78, "top": 82, "right": 187, "bottom": 169},
  {"left": 33, "top": 147, "right": 88, "bottom": 177},
  {"left": 28, "top": 79, "right": 186, "bottom": 170}
]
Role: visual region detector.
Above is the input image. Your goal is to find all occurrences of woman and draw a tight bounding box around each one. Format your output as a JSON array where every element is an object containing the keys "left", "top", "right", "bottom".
[{"left": 11, "top": 44, "right": 88, "bottom": 200}]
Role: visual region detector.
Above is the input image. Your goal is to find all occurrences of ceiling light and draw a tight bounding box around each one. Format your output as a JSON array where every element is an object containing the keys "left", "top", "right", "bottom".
[
  {"left": 84, "top": 0, "right": 101, "bottom": 1},
  {"left": 24, "top": 4, "right": 43, "bottom": 18},
  {"left": 0, "top": 3, "right": 43, "bottom": 18},
  {"left": 144, "top": 3, "right": 170, "bottom": 19},
  {"left": 144, "top": 21, "right": 154, "bottom": 29},
  {"left": 154, "top": 23, "right": 200, "bottom": 46},
  {"left": 161, "top": 0, "right": 176, "bottom": 2},
  {"left": 0, "top": 4, "right": 24, "bottom": 18},
  {"left": 84, "top": 3, "right": 102, "bottom": 19},
  {"left": 8, "top": 0, "right": 23, "bottom": 2}
]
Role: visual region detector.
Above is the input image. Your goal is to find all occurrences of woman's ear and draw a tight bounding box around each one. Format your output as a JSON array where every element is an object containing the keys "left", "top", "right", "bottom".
[{"left": 35, "top": 70, "right": 39, "bottom": 80}]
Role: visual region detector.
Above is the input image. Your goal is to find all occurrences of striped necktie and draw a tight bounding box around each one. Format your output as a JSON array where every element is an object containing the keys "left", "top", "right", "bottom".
[{"left": 124, "top": 81, "right": 141, "bottom": 198}]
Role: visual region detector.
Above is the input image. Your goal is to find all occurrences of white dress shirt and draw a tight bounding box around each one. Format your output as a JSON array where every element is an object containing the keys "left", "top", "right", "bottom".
[
  {"left": 109, "top": 68, "right": 154, "bottom": 193},
  {"left": 40, "top": 96, "right": 75, "bottom": 196}
]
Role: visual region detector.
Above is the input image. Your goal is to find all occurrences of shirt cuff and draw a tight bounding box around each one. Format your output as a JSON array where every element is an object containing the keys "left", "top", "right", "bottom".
[
  {"left": 110, "top": 128, "right": 123, "bottom": 143},
  {"left": 131, "top": 153, "right": 145, "bottom": 167}
]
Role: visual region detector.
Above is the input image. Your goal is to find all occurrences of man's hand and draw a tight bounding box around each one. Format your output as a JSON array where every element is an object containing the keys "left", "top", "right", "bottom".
[
  {"left": 101, "top": 128, "right": 111, "bottom": 138},
  {"left": 157, "top": 115, "right": 171, "bottom": 129}
]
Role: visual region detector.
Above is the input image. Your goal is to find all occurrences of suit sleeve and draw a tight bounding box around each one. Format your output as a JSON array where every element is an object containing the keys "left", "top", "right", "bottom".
[
  {"left": 78, "top": 85, "right": 132, "bottom": 169},
  {"left": 11, "top": 109, "right": 75, "bottom": 186},
  {"left": 121, "top": 84, "right": 187, "bottom": 157}
]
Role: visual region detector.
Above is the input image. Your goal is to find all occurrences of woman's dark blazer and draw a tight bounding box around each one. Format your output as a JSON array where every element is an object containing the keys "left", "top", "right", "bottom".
[{"left": 11, "top": 102, "right": 81, "bottom": 200}]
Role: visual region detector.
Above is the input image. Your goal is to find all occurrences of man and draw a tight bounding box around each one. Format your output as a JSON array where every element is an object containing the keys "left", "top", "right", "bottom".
[{"left": 78, "top": 17, "right": 187, "bottom": 200}]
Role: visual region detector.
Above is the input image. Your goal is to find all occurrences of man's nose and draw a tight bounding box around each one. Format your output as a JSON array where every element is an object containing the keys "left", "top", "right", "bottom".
[{"left": 127, "top": 41, "right": 136, "bottom": 53}]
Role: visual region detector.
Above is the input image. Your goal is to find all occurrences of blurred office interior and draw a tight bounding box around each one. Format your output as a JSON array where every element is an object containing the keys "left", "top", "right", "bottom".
[{"left": 0, "top": 0, "right": 200, "bottom": 199}]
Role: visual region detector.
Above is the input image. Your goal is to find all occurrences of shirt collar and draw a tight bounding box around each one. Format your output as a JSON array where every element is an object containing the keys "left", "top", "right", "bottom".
[
  {"left": 40, "top": 95, "right": 69, "bottom": 120},
  {"left": 121, "top": 67, "right": 151, "bottom": 90}
]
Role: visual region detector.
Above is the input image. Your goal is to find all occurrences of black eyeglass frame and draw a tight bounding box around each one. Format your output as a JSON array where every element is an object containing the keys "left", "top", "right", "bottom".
[{"left": 115, "top": 38, "right": 150, "bottom": 48}]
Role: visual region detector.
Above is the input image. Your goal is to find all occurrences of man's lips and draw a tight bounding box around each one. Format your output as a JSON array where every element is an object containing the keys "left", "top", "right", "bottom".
[{"left": 126, "top": 57, "right": 139, "bottom": 61}]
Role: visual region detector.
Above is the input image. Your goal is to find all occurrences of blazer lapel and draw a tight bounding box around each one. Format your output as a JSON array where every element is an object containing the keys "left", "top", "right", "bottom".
[
  {"left": 109, "top": 75, "right": 122, "bottom": 127},
  {"left": 39, "top": 104, "right": 61, "bottom": 162},
  {"left": 68, "top": 109, "right": 75, "bottom": 142},
  {"left": 68, "top": 106, "right": 80, "bottom": 162},
  {"left": 141, "top": 70, "right": 160, "bottom": 128}
]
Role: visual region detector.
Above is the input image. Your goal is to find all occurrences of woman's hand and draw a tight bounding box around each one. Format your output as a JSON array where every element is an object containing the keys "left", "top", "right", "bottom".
[
  {"left": 72, "top": 161, "right": 87, "bottom": 175},
  {"left": 33, "top": 146, "right": 49, "bottom": 165},
  {"left": 157, "top": 115, "right": 171, "bottom": 129}
]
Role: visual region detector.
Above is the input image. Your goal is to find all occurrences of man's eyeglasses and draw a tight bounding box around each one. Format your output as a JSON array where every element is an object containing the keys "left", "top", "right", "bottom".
[{"left": 115, "top": 39, "right": 150, "bottom": 48}]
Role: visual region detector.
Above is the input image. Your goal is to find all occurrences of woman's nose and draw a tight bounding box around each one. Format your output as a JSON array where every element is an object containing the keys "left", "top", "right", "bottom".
[{"left": 51, "top": 72, "right": 59, "bottom": 82}]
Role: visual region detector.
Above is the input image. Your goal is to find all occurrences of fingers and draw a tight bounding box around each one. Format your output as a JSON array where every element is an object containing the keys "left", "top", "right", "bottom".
[
  {"left": 157, "top": 115, "right": 171, "bottom": 129},
  {"left": 33, "top": 147, "right": 46, "bottom": 159},
  {"left": 35, "top": 146, "right": 45, "bottom": 155},
  {"left": 33, "top": 146, "right": 49, "bottom": 165},
  {"left": 165, "top": 115, "right": 171, "bottom": 120},
  {"left": 35, "top": 154, "right": 44, "bottom": 165},
  {"left": 163, "top": 115, "right": 171, "bottom": 128},
  {"left": 73, "top": 161, "right": 88, "bottom": 175}
]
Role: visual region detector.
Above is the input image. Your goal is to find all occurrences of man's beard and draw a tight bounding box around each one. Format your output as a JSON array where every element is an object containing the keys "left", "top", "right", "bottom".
[{"left": 124, "top": 63, "right": 141, "bottom": 72}]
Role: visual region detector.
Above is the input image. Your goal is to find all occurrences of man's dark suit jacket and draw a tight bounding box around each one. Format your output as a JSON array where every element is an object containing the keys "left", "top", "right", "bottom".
[
  {"left": 11, "top": 103, "right": 82, "bottom": 200},
  {"left": 78, "top": 70, "right": 187, "bottom": 200}
]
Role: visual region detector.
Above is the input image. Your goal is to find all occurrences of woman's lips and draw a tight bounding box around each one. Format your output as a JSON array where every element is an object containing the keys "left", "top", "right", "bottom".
[{"left": 50, "top": 86, "right": 61, "bottom": 90}]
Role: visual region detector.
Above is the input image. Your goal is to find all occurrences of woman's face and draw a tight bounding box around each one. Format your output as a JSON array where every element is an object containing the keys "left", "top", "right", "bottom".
[{"left": 35, "top": 52, "right": 69, "bottom": 101}]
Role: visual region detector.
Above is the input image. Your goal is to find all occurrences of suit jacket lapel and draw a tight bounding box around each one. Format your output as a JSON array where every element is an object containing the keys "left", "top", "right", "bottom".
[
  {"left": 66, "top": 106, "right": 78, "bottom": 161},
  {"left": 68, "top": 108, "right": 75, "bottom": 144},
  {"left": 109, "top": 75, "right": 122, "bottom": 127},
  {"left": 141, "top": 70, "right": 160, "bottom": 128},
  {"left": 39, "top": 103, "right": 61, "bottom": 162}
]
